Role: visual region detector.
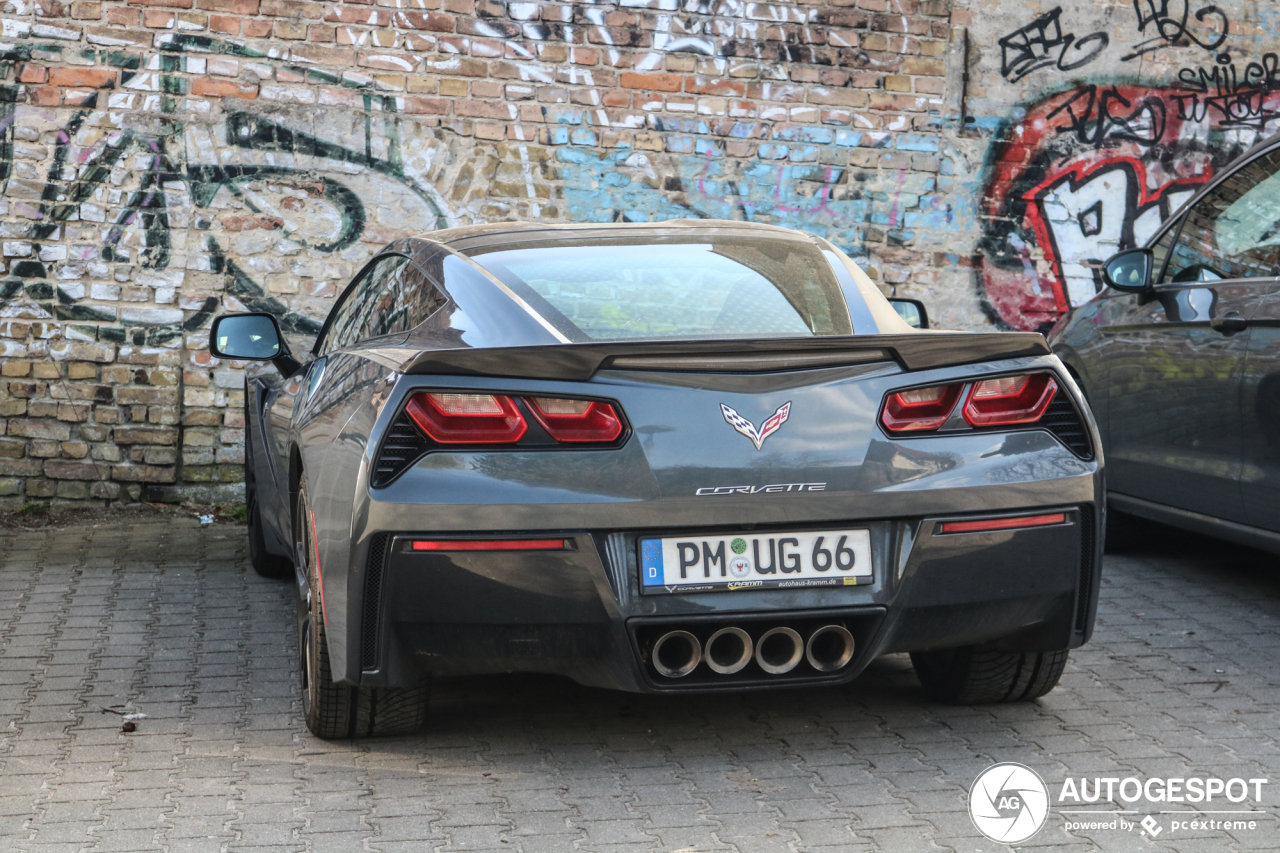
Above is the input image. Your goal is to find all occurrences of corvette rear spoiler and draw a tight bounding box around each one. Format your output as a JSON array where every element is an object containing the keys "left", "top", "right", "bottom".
[{"left": 398, "top": 333, "right": 1051, "bottom": 380}]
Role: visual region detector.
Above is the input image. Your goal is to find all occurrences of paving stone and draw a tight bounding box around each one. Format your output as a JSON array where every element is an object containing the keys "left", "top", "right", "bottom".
[{"left": 2, "top": 521, "right": 1280, "bottom": 853}]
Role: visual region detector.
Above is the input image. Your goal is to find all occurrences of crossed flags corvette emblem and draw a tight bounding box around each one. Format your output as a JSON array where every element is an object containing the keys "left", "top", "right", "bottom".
[{"left": 720, "top": 401, "right": 791, "bottom": 450}]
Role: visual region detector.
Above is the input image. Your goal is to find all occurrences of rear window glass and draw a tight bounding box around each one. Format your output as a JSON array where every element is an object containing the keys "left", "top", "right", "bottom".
[{"left": 468, "top": 237, "right": 853, "bottom": 340}]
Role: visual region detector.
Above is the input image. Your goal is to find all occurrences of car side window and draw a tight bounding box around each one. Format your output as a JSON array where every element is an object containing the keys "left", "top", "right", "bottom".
[
  {"left": 1163, "top": 150, "right": 1280, "bottom": 284},
  {"left": 1150, "top": 217, "right": 1182, "bottom": 284},
  {"left": 403, "top": 265, "right": 450, "bottom": 328},
  {"left": 318, "top": 271, "right": 369, "bottom": 355},
  {"left": 360, "top": 257, "right": 411, "bottom": 341},
  {"left": 363, "top": 263, "right": 448, "bottom": 340},
  {"left": 321, "top": 256, "right": 409, "bottom": 354}
]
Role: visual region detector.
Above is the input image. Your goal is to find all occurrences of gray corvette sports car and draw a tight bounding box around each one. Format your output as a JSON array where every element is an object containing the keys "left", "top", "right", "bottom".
[{"left": 210, "top": 220, "right": 1103, "bottom": 739}]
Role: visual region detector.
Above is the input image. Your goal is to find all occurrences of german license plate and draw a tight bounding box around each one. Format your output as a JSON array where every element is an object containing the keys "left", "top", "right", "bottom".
[{"left": 640, "top": 529, "right": 872, "bottom": 595}]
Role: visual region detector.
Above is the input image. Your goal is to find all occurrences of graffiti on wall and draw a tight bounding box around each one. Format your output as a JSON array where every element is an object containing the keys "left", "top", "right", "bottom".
[
  {"left": 998, "top": 8, "right": 1109, "bottom": 83},
  {"left": 979, "top": 1, "right": 1280, "bottom": 332},
  {"left": 0, "top": 36, "right": 465, "bottom": 346},
  {"left": 0, "top": 31, "right": 937, "bottom": 347}
]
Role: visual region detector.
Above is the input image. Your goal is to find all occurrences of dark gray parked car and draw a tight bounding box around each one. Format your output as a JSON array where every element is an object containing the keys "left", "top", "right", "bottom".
[
  {"left": 211, "top": 220, "right": 1103, "bottom": 739},
  {"left": 1050, "top": 138, "right": 1280, "bottom": 553}
]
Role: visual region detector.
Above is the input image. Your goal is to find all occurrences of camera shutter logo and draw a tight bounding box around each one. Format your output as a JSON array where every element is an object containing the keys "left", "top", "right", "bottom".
[{"left": 969, "top": 763, "right": 1050, "bottom": 843}]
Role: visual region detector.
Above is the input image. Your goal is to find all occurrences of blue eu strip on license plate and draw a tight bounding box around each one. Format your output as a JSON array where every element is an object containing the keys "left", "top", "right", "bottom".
[{"left": 640, "top": 529, "right": 872, "bottom": 594}]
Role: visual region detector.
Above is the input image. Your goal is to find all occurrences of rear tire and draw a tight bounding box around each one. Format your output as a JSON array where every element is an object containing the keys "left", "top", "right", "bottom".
[
  {"left": 296, "top": 481, "right": 429, "bottom": 739},
  {"left": 910, "top": 644, "right": 1068, "bottom": 704},
  {"left": 246, "top": 432, "right": 292, "bottom": 579}
]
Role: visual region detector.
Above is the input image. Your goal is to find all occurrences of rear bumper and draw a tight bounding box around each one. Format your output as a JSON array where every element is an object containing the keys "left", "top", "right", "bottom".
[{"left": 357, "top": 503, "right": 1100, "bottom": 694}]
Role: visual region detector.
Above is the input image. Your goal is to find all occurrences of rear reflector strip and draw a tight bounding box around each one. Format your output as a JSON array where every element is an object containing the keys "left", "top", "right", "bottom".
[
  {"left": 939, "top": 513, "right": 1066, "bottom": 534},
  {"left": 410, "top": 539, "right": 567, "bottom": 551}
]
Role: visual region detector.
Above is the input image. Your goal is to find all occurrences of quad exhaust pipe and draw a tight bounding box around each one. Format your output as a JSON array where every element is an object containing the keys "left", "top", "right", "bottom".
[
  {"left": 705, "top": 627, "right": 753, "bottom": 675},
  {"left": 805, "top": 625, "right": 856, "bottom": 672},
  {"left": 652, "top": 630, "right": 702, "bottom": 678},
  {"left": 651, "top": 624, "right": 855, "bottom": 678},
  {"left": 755, "top": 627, "right": 804, "bottom": 674}
]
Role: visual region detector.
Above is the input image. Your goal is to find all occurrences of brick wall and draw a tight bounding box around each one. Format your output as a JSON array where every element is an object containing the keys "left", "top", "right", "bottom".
[{"left": 0, "top": 0, "right": 1278, "bottom": 504}]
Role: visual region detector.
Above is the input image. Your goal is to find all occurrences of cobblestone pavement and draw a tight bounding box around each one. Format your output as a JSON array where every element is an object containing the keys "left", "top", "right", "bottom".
[{"left": 1, "top": 516, "right": 1278, "bottom": 853}]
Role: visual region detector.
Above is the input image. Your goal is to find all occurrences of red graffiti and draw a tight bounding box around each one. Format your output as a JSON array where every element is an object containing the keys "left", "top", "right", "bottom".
[{"left": 979, "top": 83, "right": 1280, "bottom": 331}]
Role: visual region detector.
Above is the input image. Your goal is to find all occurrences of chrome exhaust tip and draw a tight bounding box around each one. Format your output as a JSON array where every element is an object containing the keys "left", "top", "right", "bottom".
[
  {"left": 805, "top": 624, "right": 855, "bottom": 672},
  {"left": 652, "top": 630, "right": 702, "bottom": 678},
  {"left": 704, "top": 627, "right": 754, "bottom": 675},
  {"left": 754, "top": 627, "right": 803, "bottom": 674}
]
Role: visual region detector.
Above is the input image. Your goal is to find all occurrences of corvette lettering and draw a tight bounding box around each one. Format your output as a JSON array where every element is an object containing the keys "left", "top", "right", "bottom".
[{"left": 696, "top": 482, "right": 825, "bottom": 496}]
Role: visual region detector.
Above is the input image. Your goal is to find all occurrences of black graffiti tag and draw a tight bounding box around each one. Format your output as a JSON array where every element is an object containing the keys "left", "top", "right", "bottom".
[
  {"left": 1123, "top": 0, "right": 1229, "bottom": 60},
  {"left": 999, "top": 8, "right": 1110, "bottom": 82},
  {"left": 1046, "top": 85, "right": 1168, "bottom": 150},
  {"left": 0, "top": 35, "right": 451, "bottom": 346},
  {"left": 1174, "top": 52, "right": 1280, "bottom": 130}
]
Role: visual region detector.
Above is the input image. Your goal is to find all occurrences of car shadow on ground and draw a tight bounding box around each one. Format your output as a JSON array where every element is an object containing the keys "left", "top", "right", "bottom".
[
  {"left": 422, "top": 652, "right": 925, "bottom": 742},
  {"left": 1105, "top": 511, "right": 1280, "bottom": 596}
]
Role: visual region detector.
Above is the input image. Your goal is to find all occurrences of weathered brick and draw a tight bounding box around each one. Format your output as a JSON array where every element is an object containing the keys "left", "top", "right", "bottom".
[
  {"left": 110, "top": 463, "right": 176, "bottom": 482},
  {"left": 7, "top": 420, "right": 72, "bottom": 441},
  {"left": 44, "top": 459, "right": 105, "bottom": 480},
  {"left": 194, "top": 0, "right": 257, "bottom": 12},
  {"left": 47, "top": 68, "right": 117, "bottom": 88},
  {"left": 192, "top": 77, "right": 258, "bottom": 98},
  {"left": 113, "top": 427, "right": 178, "bottom": 445},
  {"left": 620, "top": 72, "right": 682, "bottom": 92},
  {"left": 0, "top": 459, "right": 43, "bottom": 477},
  {"left": 17, "top": 64, "right": 48, "bottom": 84}
]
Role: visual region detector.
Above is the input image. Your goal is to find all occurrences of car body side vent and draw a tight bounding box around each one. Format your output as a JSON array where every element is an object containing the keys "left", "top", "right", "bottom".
[
  {"left": 361, "top": 533, "right": 389, "bottom": 670},
  {"left": 601, "top": 532, "right": 631, "bottom": 606},
  {"left": 372, "top": 411, "right": 430, "bottom": 487},
  {"left": 1042, "top": 393, "right": 1093, "bottom": 459},
  {"left": 1075, "top": 507, "right": 1096, "bottom": 634}
]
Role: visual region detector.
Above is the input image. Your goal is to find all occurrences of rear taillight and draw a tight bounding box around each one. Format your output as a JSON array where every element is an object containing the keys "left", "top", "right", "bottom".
[
  {"left": 963, "top": 374, "right": 1057, "bottom": 426},
  {"left": 879, "top": 373, "right": 1059, "bottom": 434},
  {"left": 880, "top": 384, "right": 963, "bottom": 432},
  {"left": 403, "top": 392, "right": 625, "bottom": 446},
  {"left": 406, "top": 393, "right": 528, "bottom": 444},
  {"left": 526, "top": 397, "right": 623, "bottom": 443}
]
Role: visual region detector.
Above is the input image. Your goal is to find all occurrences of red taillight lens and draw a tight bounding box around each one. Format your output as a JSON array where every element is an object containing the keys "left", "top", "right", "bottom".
[
  {"left": 963, "top": 373, "right": 1057, "bottom": 426},
  {"left": 406, "top": 392, "right": 528, "bottom": 444},
  {"left": 880, "top": 383, "right": 963, "bottom": 432},
  {"left": 526, "top": 397, "right": 623, "bottom": 443},
  {"left": 940, "top": 512, "right": 1066, "bottom": 534},
  {"left": 411, "top": 539, "right": 567, "bottom": 551}
]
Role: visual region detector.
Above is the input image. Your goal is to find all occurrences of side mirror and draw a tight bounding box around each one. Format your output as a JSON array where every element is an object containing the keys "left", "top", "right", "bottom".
[
  {"left": 209, "top": 313, "right": 300, "bottom": 375},
  {"left": 1102, "top": 248, "right": 1154, "bottom": 292},
  {"left": 888, "top": 298, "right": 929, "bottom": 329}
]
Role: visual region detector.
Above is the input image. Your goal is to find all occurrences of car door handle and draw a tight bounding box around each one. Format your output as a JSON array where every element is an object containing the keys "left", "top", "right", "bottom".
[{"left": 1210, "top": 315, "right": 1249, "bottom": 334}]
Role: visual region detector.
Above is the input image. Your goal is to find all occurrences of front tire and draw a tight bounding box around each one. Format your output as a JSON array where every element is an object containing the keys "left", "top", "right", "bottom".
[
  {"left": 910, "top": 644, "right": 1068, "bottom": 704},
  {"left": 296, "top": 481, "right": 429, "bottom": 739}
]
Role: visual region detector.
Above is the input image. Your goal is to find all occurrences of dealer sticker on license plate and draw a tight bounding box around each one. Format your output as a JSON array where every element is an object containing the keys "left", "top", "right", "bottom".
[{"left": 640, "top": 529, "right": 873, "bottom": 594}]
